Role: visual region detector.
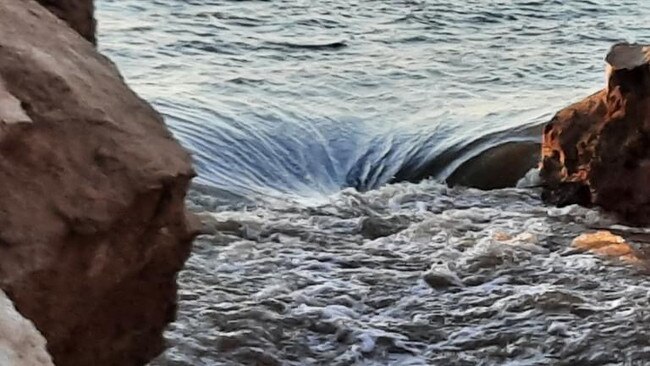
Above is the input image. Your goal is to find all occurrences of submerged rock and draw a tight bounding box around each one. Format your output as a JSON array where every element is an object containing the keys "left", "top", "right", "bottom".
[
  {"left": 0, "top": 1, "right": 196, "bottom": 365},
  {"left": 541, "top": 42, "right": 650, "bottom": 224},
  {"left": 447, "top": 141, "right": 541, "bottom": 190}
]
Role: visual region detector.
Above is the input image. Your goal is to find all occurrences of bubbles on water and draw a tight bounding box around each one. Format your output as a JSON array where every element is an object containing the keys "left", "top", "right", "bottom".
[{"left": 152, "top": 181, "right": 650, "bottom": 366}]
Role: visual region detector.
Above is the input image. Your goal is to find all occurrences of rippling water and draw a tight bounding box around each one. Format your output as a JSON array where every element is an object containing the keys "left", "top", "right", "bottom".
[
  {"left": 98, "top": 0, "right": 650, "bottom": 198},
  {"left": 95, "top": 0, "right": 650, "bottom": 365}
]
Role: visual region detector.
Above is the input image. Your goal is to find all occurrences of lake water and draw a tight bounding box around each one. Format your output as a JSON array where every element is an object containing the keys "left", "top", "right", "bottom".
[{"left": 97, "top": 1, "right": 650, "bottom": 365}]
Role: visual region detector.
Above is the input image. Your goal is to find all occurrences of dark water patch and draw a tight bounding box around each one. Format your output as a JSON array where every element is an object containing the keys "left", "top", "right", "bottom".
[{"left": 264, "top": 40, "right": 348, "bottom": 51}]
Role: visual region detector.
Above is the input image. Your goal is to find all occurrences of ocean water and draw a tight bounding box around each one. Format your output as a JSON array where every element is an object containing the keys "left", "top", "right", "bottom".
[{"left": 95, "top": 1, "right": 650, "bottom": 365}]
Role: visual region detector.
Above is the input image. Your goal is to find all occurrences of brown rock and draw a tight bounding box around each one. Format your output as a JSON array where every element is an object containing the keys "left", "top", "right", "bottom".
[
  {"left": 572, "top": 231, "right": 639, "bottom": 263},
  {"left": 540, "top": 42, "right": 650, "bottom": 225},
  {"left": 36, "top": 0, "right": 96, "bottom": 44},
  {"left": 0, "top": 1, "right": 196, "bottom": 366}
]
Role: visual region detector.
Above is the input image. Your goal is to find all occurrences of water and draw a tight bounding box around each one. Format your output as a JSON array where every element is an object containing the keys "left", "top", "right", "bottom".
[
  {"left": 170, "top": 183, "right": 650, "bottom": 366},
  {"left": 94, "top": 0, "right": 650, "bottom": 364}
]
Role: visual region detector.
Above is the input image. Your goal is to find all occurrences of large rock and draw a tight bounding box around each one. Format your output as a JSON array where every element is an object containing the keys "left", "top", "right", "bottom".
[
  {"left": 0, "top": 1, "right": 196, "bottom": 365},
  {"left": 540, "top": 43, "right": 650, "bottom": 224},
  {"left": 36, "top": 0, "right": 96, "bottom": 44}
]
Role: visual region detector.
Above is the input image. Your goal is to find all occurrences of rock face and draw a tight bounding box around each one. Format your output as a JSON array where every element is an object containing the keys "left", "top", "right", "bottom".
[
  {"left": 0, "top": 1, "right": 196, "bottom": 365},
  {"left": 540, "top": 43, "right": 650, "bottom": 224},
  {"left": 0, "top": 290, "right": 54, "bottom": 366},
  {"left": 36, "top": 0, "right": 96, "bottom": 44}
]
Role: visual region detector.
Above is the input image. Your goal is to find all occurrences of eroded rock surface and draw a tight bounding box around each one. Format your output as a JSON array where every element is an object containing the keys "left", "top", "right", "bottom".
[
  {"left": 0, "top": 1, "right": 196, "bottom": 365},
  {"left": 0, "top": 79, "right": 32, "bottom": 125},
  {"left": 36, "top": 0, "right": 96, "bottom": 44},
  {"left": 541, "top": 42, "right": 650, "bottom": 225}
]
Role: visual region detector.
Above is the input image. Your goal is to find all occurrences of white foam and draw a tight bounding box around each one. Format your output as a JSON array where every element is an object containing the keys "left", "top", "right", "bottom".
[{"left": 516, "top": 168, "right": 541, "bottom": 188}]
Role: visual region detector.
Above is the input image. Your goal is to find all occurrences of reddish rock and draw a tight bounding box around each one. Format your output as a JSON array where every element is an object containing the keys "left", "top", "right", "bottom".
[
  {"left": 541, "top": 43, "right": 650, "bottom": 224},
  {"left": 36, "top": 0, "right": 96, "bottom": 44},
  {"left": 0, "top": 1, "right": 196, "bottom": 365}
]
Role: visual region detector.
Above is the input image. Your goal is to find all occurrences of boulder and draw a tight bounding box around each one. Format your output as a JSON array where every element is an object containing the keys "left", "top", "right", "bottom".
[
  {"left": 36, "top": 0, "right": 96, "bottom": 44},
  {"left": 447, "top": 141, "right": 541, "bottom": 190},
  {"left": 540, "top": 43, "right": 650, "bottom": 224},
  {"left": 0, "top": 1, "right": 196, "bottom": 365}
]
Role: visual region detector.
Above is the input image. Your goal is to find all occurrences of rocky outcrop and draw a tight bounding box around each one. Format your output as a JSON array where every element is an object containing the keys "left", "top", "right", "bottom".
[
  {"left": 36, "top": 0, "right": 96, "bottom": 44},
  {"left": 0, "top": 290, "right": 54, "bottom": 366},
  {"left": 0, "top": 1, "right": 196, "bottom": 365},
  {"left": 540, "top": 43, "right": 650, "bottom": 224}
]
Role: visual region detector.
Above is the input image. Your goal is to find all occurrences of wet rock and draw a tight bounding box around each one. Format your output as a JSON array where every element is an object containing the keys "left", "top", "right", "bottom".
[
  {"left": 36, "top": 0, "right": 96, "bottom": 44},
  {"left": 572, "top": 231, "right": 638, "bottom": 262},
  {"left": 0, "top": 290, "right": 54, "bottom": 366},
  {"left": 448, "top": 141, "right": 541, "bottom": 190},
  {"left": 195, "top": 212, "right": 243, "bottom": 235},
  {"left": 541, "top": 43, "right": 650, "bottom": 225},
  {"left": 358, "top": 216, "right": 410, "bottom": 239},
  {"left": 422, "top": 264, "right": 464, "bottom": 289},
  {"left": 0, "top": 2, "right": 196, "bottom": 366}
]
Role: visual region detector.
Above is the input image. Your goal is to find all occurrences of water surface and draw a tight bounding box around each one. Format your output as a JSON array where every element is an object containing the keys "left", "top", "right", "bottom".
[
  {"left": 96, "top": 1, "right": 650, "bottom": 364},
  {"left": 97, "top": 0, "right": 650, "bottom": 199}
]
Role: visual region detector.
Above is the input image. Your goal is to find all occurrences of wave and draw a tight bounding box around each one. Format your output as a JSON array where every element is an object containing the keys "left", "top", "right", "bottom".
[
  {"left": 96, "top": 0, "right": 613, "bottom": 204},
  {"left": 160, "top": 98, "right": 546, "bottom": 202}
]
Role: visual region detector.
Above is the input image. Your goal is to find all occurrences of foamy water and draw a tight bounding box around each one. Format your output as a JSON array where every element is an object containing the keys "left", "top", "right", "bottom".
[{"left": 151, "top": 182, "right": 650, "bottom": 365}]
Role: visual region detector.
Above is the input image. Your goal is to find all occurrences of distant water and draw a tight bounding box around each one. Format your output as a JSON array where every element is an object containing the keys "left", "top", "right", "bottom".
[
  {"left": 96, "top": 1, "right": 650, "bottom": 365},
  {"left": 97, "top": 0, "right": 650, "bottom": 200}
]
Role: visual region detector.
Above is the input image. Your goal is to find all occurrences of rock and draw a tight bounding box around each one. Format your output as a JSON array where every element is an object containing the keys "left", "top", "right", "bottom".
[
  {"left": 447, "top": 141, "right": 541, "bottom": 190},
  {"left": 195, "top": 212, "right": 242, "bottom": 236},
  {"left": 422, "top": 264, "right": 464, "bottom": 289},
  {"left": 390, "top": 132, "right": 542, "bottom": 190},
  {"left": 36, "top": 0, "right": 96, "bottom": 44},
  {"left": 540, "top": 42, "right": 650, "bottom": 224},
  {"left": 0, "top": 1, "right": 196, "bottom": 366},
  {"left": 572, "top": 231, "right": 638, "bottom": 262},
  {"left": 358, "top": 216, "right": 410, "bottom": 239},
  {"left": 0, "top": 290, "right": 54, "bottom": 366}
]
